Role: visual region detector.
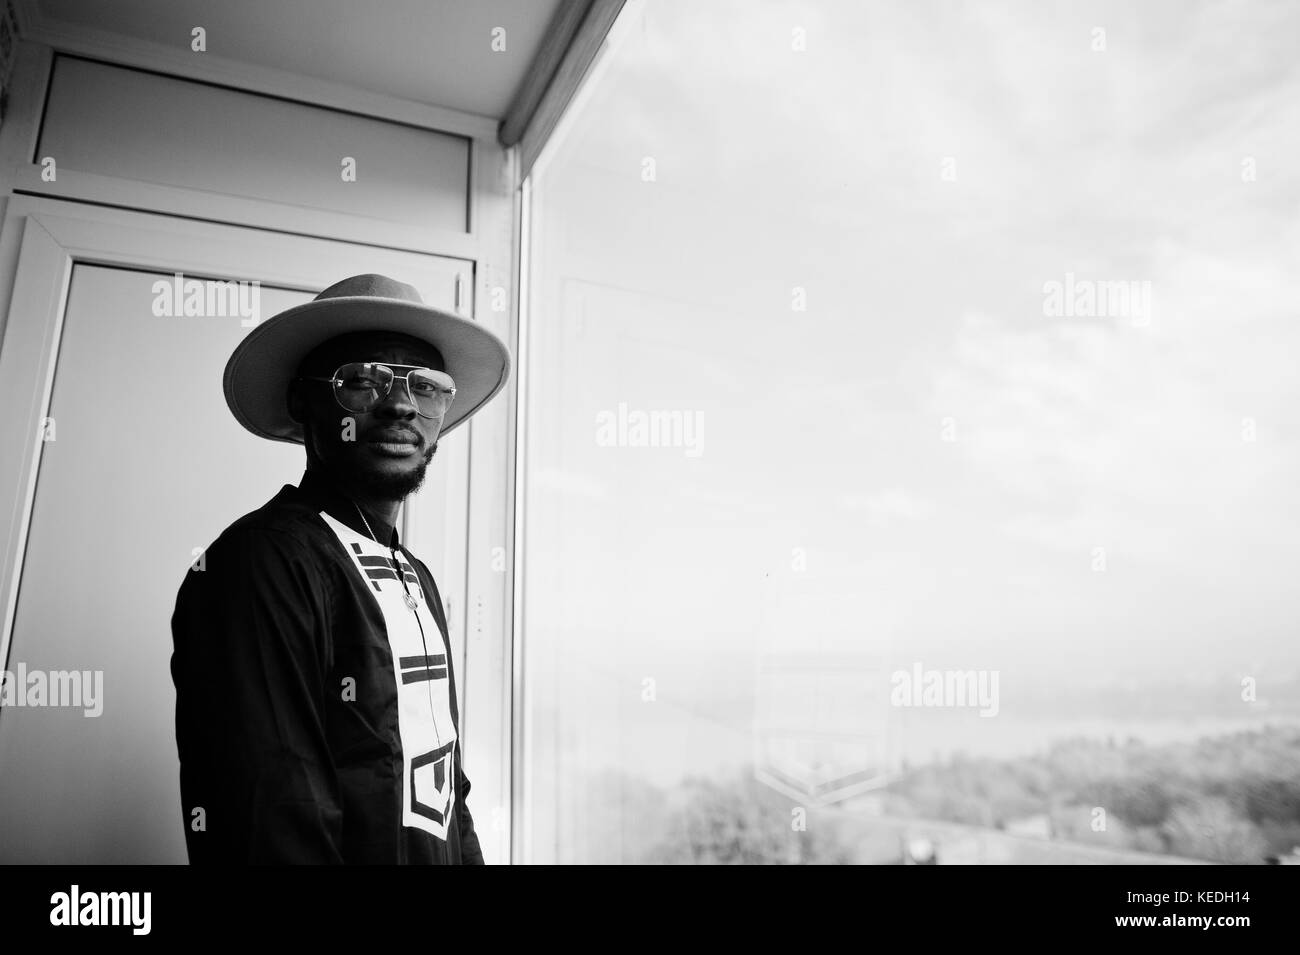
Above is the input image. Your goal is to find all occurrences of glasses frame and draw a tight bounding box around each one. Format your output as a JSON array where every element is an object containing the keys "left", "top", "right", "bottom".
[{"left": 299, "top": 362, "right": 457, "bottom": 420}]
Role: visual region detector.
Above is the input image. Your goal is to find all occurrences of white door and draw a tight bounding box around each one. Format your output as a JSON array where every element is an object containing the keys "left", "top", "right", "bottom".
[{"left": 0, "top": 202, "right": 472, "bottom": 862}]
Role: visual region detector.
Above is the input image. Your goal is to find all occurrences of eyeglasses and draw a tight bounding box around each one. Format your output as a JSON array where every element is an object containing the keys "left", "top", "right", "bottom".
[{"left": 299, "top": 362, "right": 457, "bottom": 419}]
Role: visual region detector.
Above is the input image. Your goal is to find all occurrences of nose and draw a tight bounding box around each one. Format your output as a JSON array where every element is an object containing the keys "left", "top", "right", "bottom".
[{"left": 374, "top": 375, "right": 418, "bottom": 420}]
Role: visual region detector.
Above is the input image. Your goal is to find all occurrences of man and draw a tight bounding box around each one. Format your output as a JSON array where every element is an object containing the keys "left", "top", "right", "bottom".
[{"left": 170, "top": 273, "right": 510, "bottom": 864}]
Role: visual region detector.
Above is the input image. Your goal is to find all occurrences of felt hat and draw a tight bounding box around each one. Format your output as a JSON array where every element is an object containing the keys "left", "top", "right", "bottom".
[{"left": 223, "top": 273, "right": 511, "bottom": 444}]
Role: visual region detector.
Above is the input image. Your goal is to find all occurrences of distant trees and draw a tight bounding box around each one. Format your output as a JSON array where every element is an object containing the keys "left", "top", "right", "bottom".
[
  {"left": 561, "top": 725, "right": 1300, "bottom": 864},
  {"left": 646, "top": 774, "right": 858, "bottom": 864},
  {"left": 1160, "top": 799, "right": 1270, "bottom": 864},
  {"left": 880, "top": 726, "right": 1300, "bottom": 864}
]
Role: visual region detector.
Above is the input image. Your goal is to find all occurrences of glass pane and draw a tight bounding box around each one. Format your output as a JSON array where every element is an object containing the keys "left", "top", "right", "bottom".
[
  {"left": 0, "top": 266, "right": 309, "bottom": 862},
  {"left": 521, "top": 0, "right": 1300, "bottom": 864}
]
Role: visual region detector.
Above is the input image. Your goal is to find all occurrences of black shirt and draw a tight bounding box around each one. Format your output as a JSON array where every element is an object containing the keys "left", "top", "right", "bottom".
[{"left": 170, "top": 469, "right": 484, "bottom": 864}]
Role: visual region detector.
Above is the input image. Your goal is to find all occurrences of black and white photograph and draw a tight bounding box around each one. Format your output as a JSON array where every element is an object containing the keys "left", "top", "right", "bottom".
[{"left": 0, "top": 0, "right": 1291, "bottom": 929}]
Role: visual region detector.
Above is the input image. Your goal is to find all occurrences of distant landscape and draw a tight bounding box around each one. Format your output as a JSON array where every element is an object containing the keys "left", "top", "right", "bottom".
[
  {"left": 544, "top": 724, "right": 1300, "bottom": 864},
  {"left": 877, "top": 725, "right": 1300, "bottom": 864}
]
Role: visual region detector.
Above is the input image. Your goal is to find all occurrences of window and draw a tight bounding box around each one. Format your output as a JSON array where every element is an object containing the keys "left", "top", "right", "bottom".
[{"left": 517, "top": 0, "right": 1300, "bottom": 864}]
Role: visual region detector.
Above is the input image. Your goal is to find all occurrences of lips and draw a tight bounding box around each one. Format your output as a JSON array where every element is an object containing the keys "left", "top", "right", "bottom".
[{"left": 366, "top": 428, "right": 421, "bottom": 456}]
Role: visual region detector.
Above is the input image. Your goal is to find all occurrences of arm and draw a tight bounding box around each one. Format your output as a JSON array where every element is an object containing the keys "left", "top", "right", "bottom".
[
  {"left": 455, "top": 750, "right": 485, "bottom": 865},
  {"left": 170, "top": 526, "right": 344, "bottom": 864}
]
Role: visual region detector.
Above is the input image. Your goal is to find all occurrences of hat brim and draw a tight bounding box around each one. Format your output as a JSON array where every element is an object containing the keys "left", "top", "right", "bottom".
[{"left": 223, "top": 296, "right": 511, "bottom": 444}]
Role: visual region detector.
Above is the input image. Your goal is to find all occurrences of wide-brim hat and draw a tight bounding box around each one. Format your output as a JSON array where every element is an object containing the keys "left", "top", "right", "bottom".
[{"left": 223, "top": 273, "right": 511, "bottom": 444}]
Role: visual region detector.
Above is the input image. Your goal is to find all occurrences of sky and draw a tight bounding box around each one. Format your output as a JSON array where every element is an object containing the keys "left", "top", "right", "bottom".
[{"left": 520, "top": 0, "right": 1300, "bottom": 785}]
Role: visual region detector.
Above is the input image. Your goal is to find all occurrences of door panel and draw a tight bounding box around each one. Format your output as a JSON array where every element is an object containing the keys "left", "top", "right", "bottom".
[{"left": 0, "top": 259, "right": 464, "bottom": 862}]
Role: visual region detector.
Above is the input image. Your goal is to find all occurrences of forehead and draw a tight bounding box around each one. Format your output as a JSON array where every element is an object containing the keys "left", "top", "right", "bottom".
[{"left": 301, "top": 331, "right": 443, "bottom": 371}]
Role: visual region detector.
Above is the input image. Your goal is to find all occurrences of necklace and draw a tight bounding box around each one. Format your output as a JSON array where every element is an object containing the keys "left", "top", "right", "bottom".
[{"left": 354, "top": 502, "right": 419, "bottom": 612}]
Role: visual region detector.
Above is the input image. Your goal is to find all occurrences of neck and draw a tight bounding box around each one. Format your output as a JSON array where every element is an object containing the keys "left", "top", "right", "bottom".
[
  {"left": 351, "top": 490, "right": 401, "bottom": 531},
  {"left": 308, "top": 466, "right": 402, "bottom": 530}
]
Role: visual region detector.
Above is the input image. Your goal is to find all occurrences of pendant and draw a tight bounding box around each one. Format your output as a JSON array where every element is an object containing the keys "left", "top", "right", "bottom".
[{"left": 403, "top": 593, "right": 418, "bottom": 611}]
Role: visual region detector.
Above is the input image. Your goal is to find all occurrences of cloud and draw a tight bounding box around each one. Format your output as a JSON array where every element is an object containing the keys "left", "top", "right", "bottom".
[
  {"left": 530, "top": 467, "right": 610, "bottom": 500},
  {"left": 839, "top": 488, "right": 936, "bottom": 524}
]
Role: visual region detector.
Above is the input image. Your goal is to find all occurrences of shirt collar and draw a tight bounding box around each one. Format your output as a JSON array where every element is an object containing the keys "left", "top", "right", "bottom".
[{"left": 296, "top": 469, "right": 401, "bottom": 549}]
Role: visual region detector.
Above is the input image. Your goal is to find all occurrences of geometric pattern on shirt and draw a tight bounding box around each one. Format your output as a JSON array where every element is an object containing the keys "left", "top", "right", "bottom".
[
  {"left": 350, "top": 543, "right": 423, "bottom": 599},
  {"left": 412, "top": 740, "right": 455, "bottom": 827},
  {"left": 319, "top": 511, "right": 457, "bottom": 842}
]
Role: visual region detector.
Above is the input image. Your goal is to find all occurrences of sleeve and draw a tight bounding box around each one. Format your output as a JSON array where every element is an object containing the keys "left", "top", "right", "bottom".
[
  {"left": 455, "top": 749, "right": 486, "bottom": 865},
  {"left": 170, "top": 526, "right": 344, "bottom": 864}
]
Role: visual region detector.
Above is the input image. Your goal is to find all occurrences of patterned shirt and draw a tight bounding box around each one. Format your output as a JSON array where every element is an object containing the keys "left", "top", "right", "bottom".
[{"left": 170, "top": 468, "right": 483, "bottom": 864}]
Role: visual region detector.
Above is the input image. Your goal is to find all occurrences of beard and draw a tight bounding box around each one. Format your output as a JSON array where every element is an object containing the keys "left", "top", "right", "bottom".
[
  {"left": 353, "top": 441, "right": 439, "bottom": 499},
  {"left": 309, "top": 425, "right": 439, "bottom": 501}
]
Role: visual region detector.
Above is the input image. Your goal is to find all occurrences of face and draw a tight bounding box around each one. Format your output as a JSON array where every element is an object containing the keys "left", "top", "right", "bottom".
[{"left": 289, "top": 331, "right": 448, "bottom": 501}]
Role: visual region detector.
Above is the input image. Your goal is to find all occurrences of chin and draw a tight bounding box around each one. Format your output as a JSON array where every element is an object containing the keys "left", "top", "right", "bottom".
[{"left": 353, "top": 446, "right": 437, "bottom": 499}]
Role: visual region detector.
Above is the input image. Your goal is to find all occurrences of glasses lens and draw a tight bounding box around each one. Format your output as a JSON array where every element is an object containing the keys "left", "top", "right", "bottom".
[
  {"left": 408, "top": 368, "right": 456, "bottom": 418},
  {"left": 333, "top": 362, "right": 393, "bottom": 413}
]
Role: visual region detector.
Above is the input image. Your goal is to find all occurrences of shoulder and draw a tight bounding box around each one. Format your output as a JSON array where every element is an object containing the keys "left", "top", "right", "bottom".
[
  {"left": 182, "top": 485, "right": 338, "bottom": 588},
  {"left": 171, "top": 494, "right": 339, "bottom": 651},
  {"left": 219, "top": 483, "right": 329, "bottom": 543}
]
